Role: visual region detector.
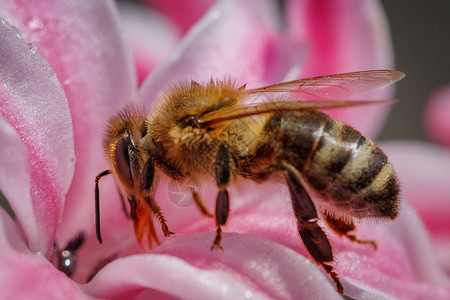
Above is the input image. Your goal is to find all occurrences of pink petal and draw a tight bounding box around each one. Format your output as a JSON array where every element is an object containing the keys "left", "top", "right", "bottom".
[
  {"left": 0, "top": 210, "right": 87, "bottom": 298},
  {"left": 142, "top": 0, "right": 215, "bottom": 34},
  {"left": 84, "top": 233, "right": 341, "bottom": 299},
  {"left": 287, "top": 0, "right": 395, "bottom": 138},
  {"left": 118, "top": 1, "right": 181, "bottom": 85},
  {"left": 0, "top": 206, "right": 29, "bottom": 254},
  {"left": 166, "top": 181, "right": 450, "bottom": 298},
  {"left": 424, "top": 84, "right": 450, "bottom": 147},
  {"left": 382, "top": 140, "right": 450, "bottom": 275},
  {"left": 0, "top": 1, "right": 138, "bottom": 242},
  {"left": 338, "top": 203, "right": 450, "bottom": 299},
  {"left": 0, "top": 19, "right": 74, "bottom": 254},
  {"left": 381, "top": 141, "right": 450, "bottom": 232},
  {"left": 139, "top": 0, "right": 299, "bottom": 111},
  {"left": 103, "top": 177, "right": 450, "bottom": 298},
  {"left": 0, "top": 116, "right": 37, "bottom": 253},
  {"left": 84, "top": 202, "right": 450, "bottom": 299},
  {"left": 0, "top": 254, "right": 87, "bottom": 299}
]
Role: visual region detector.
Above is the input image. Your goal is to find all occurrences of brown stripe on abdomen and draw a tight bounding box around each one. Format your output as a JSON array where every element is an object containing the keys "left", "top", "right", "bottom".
[
  {"left": 299, "top": 116, "right": 399, "bottom": 219},
  {"left": 274, "top": 111, "right": 330, "bottom": 171},
  {"left": 304, "top": 118, "right": 362, "bottom": 193},
  {"left": 322, "top": 130, "right": 399, "bottom": 218},
  {"left": 358, "top": 165, "right": 399, "bottom": 218},
  {"left": 329, "top": 135, "right": 387, "bottom": 201}
]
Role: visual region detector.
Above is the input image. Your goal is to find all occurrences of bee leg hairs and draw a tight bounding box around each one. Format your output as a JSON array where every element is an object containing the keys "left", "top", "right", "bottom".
[{"left": 324, "top": 214, "right": 377, "bottom": 249}]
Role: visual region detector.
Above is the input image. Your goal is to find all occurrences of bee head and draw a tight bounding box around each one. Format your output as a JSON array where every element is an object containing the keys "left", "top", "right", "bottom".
[{"left": 103, "top": 105, "right": 149, "bottom": 194}]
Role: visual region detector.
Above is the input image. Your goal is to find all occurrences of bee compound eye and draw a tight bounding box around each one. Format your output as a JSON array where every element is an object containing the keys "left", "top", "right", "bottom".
[{"left": 114, "top": 137, "right": 133, "bottom": 184}]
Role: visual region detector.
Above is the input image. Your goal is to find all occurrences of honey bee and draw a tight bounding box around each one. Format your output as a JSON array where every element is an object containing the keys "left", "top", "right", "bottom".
[{"left": 95, "top": 70, "right": 404, "bottom": 294}]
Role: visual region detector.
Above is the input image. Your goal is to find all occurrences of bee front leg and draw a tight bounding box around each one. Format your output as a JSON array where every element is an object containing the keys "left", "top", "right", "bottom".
[
  {"left": 282, "top": 161, "right": 344, "bottom": 294},
  {"left": 141, "top": 157, "right": 173, "bottom": 239},
  {"left": 211, "top": 144, "right": 231, "bottom": 250},
  {"left": 144, "top": 195, "right": 173, "bottom": 238},
  {"left": 128, "top": 195, "right": 161, "bottom": 248}
]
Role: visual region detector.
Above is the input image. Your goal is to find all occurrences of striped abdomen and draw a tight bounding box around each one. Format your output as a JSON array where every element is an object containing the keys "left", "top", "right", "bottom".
[{"left": 259, "top": 111, "right": 399, "bottom": 219}]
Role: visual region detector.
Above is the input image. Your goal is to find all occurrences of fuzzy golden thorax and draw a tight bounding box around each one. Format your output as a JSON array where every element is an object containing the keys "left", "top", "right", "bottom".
[{"left": 146, "top": 79, "right": 249, "bottom": 176}]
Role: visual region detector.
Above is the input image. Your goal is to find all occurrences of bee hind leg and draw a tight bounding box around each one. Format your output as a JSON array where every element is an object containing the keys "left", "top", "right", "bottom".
[
  {"left": 324, "top": 214, "right": 377, "bottom": 249},
  {"left": 282, "top": 161, "right": 344, "bottom": 294},
  {"left": 211, "top": 145, "right": 231, "bottom": 250}
]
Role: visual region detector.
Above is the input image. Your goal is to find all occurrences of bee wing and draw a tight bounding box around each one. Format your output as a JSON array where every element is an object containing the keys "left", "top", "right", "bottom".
[
  {"left": 243, "top": 70, "right": 405, "bottom": 99},
  {"left": 200, "top": 99, "right": 396, "bottom": 127}
]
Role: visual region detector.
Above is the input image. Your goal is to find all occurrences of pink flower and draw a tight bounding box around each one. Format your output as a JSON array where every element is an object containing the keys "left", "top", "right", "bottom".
[
  {"left": 1, "top": 0, "right": 448, "bottom": 299},
  {"left": 381, "top": 84, "right": 450, "bottom": 279},
  {"left": 142, "top": 0, "right": 215, "bottom": 34}
]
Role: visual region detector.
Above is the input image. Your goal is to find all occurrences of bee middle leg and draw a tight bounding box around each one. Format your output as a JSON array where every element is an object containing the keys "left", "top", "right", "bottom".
[
  {"left": 191, "top": 188, "right": 213, "bottom": 218},
  {"left": 145, "top": 196, "right": 174, "bottom": 237},
  {"left": 282, "top": 161, "right": 344, "bottom": 294},
  {"left": 211, "top": 144, "right": 231, "bottom": 250},
  {"left": 324, "top": 214, "right": 377, "bottom": 249}
]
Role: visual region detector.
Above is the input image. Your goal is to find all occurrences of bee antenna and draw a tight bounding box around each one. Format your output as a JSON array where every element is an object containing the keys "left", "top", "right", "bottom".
[
  {"left": 95, "top": 170, "right": 112, "bottom": 244},
  {"left": 65, "top": 232, "right": 86, "bottom": 251}
]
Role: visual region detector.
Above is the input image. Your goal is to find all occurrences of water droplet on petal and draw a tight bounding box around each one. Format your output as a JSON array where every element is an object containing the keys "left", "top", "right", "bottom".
[
  {"left": 9, "top": 24, "right": 23, "bottom": 39},
  {"left": 211, "top": 11, "right": 221, "bottom": 19},
  {"left": 27, "top": 16, "right": 44, "bottom": 30},
  {"left": 28, "top": 43, "right": 38, "bottom": 54},
  {"left": 1, "top": 19, "right": 23, "bottom": 39}
]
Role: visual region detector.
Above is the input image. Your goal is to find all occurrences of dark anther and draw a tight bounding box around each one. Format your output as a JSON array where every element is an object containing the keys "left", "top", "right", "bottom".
[
  {"left": 52, "top": 232, "right": 86, "bottom": 278},
  {"left": 65, "top": 232, "right": 85, "bottom": 251}
]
